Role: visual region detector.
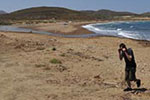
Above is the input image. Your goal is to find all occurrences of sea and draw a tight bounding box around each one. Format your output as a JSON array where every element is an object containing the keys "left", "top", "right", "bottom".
[{"left": 83, "top": 21, "right": 150, "bottom": 41}]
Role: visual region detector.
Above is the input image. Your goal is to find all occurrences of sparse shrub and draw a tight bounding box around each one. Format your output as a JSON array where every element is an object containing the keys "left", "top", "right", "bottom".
[
  {"left": 0, "top": 21, "right": 12, "bottom": 25},
  {"left": 50, "top": 58, "right": 62, "bottom": 64},
  {"left": 36, "top": 47, "right": 45, "bottom": 50},
  {"left": 60, "top": 53, "right": 65, "bottom": 57},
  {"left": 35, "top": 64, "right": 46, "bottom": 68}
]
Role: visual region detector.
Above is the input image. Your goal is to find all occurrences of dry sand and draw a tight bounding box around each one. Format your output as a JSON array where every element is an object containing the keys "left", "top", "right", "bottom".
[
  {"left": 19, "top": 21, "right": 96, "bottom": 35},
  {"left": 0, "top": 22, "right": 150, "bottom": 100}
]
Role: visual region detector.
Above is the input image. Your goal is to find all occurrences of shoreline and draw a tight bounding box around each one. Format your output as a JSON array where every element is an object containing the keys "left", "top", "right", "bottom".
[
  {"left": 1, "top": 20, "right": 150, "bottom": 45},
  {"left": 16, "top": 20, "right": 129, "bottom": 35},
  {"left": 5, "top": 20, "right": 148, "bottom": 43},
  {"left": 16, "top": 19, "right": 150, "bottom": 35}
]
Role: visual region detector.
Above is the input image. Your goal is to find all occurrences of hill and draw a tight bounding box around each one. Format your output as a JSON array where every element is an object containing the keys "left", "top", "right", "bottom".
[
  {"left": 82, "top": 9, "right": 137, "bottom": 16},
  {"left": 0, "top": 10, "right": 7, "bottom": 15},
  {"left": 0, "top": 7, "right": 93, "bottom": 20},
  {"left": 141, "top": 12, "right": 150, "bottom": 17},
  {"left": 81, "top": 9, "right": 138, "bottom": 20},
  {"left": 0, "top": 7, "right": 149, "bottom": 21}
]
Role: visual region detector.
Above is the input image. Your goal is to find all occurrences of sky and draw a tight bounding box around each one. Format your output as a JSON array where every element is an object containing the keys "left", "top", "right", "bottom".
[{"left": 0, "top": 0, "right": 150, "bottom": 13}]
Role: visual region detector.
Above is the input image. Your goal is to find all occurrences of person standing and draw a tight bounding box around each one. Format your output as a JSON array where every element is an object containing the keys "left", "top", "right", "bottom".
[{"left": 118, "top": 43, "right": 141, "bottom": 91}]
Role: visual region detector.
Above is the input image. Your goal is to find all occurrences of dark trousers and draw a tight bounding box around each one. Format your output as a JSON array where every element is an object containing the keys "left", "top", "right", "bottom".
[{"left": 125, "top": 67, "right": 136, "bottom": 81}]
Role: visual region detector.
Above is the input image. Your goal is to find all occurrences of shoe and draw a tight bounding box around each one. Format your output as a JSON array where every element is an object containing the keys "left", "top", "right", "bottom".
[
  {"left": 136, "top": 79, "right": 141, "bottom": 87},
  {"left": 123, "top": 87, "right": 132, "bottom": 91}
]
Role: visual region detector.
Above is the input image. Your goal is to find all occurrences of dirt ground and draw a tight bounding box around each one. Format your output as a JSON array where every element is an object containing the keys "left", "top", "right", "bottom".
[{"left": 0, "top": 30, "right": 150, "bottom": 100}]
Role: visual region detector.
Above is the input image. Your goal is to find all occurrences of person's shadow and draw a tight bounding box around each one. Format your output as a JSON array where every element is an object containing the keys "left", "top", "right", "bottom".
[{"left": 131, "top": 88, "right": 148, "bottom": 94}]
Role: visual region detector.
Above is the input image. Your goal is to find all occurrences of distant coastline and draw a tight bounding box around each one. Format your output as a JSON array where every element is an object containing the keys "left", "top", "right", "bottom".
[{"left": 0, "top": 20, "right": 150, "bottom": 41}]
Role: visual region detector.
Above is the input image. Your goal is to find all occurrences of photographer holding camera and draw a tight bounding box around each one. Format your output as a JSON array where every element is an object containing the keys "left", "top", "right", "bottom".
[{"left": 118, "top": 43, "right": 141, "bottom": 91}]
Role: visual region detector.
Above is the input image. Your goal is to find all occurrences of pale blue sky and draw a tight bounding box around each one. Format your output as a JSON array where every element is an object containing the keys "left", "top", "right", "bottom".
[{"left": 0, "top": 0, "right": 150, "bottom": 13}]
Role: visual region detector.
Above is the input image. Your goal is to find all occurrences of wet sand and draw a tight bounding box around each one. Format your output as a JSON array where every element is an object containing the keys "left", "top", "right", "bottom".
[{"left": 0, "top": 22, "right": 150, "bottom": 100}]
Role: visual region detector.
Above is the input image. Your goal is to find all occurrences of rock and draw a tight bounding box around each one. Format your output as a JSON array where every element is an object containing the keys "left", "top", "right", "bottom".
[
  {"left": 57, "top": 65, "right": 67, "bottom": 72},
  {"left": 52, "top": 47, "right": 56, "bottom": 51},
  {"left": 94, "top": 75, "right": 101, "bottom": 79}
]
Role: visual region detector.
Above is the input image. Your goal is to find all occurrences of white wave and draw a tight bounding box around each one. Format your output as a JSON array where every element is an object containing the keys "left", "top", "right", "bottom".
[
  {"left": 118, "top": 31, "right": 139, "bottom": 39},
  {"left": 130, "top": 26, "right": 134, "bottom": 28},
  {"left": 117, "top": 28, "right": 122, "bottom": 31},
  {"left": 83, "top": 24, "right": 139, "bottom": 39},
  {"left": 82, "top": 24, "right": 102, "bottom": 33},
  {"left": 83, "top": 24, "right": 120, "bottom": 36}
]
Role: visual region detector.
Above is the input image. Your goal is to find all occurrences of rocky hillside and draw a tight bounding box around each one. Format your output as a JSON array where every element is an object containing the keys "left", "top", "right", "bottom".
[{"left": 0, "top": 7, "right": 139, "bottom": 21}]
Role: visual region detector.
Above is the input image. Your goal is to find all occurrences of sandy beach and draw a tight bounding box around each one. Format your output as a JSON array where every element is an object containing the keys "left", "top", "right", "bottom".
[
  {"left": 0, "top": 22, "right": 150, "bottom": 100},
  {"left": 18, "top": 21, "right": 97, "bottom": 35}
]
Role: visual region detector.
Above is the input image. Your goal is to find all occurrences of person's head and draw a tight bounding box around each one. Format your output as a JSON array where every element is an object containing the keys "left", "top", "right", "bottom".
[{"left": 119, "top": 43, "right": 127, "bottom": 49}]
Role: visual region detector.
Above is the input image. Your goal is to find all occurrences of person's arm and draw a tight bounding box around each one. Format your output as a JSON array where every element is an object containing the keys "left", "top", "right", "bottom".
[
  {"left": 118, "top": 49, "right": 123, "bottom": 60},
  {"left": 123, "top": 48, "right": 132, "bottom": 61}
]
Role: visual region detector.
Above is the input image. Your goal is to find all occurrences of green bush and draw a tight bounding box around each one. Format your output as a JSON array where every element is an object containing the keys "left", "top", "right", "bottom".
[
  {"left": 0, "top": 21, "right": 12, "bottom": 25},
  {"left": 50, "top": 58, "right": 62, "bottom": 64}
]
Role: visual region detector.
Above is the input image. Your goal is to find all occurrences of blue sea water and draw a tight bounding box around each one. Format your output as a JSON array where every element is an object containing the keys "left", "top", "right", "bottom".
[{"left": 83, "top": 21, "right": 150, "bottom": 41}]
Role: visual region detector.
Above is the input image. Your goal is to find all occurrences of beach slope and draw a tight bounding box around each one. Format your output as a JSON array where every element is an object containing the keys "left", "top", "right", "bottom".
[{"left": 0, "top": 31, "right": 150, "bottom": 100}]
